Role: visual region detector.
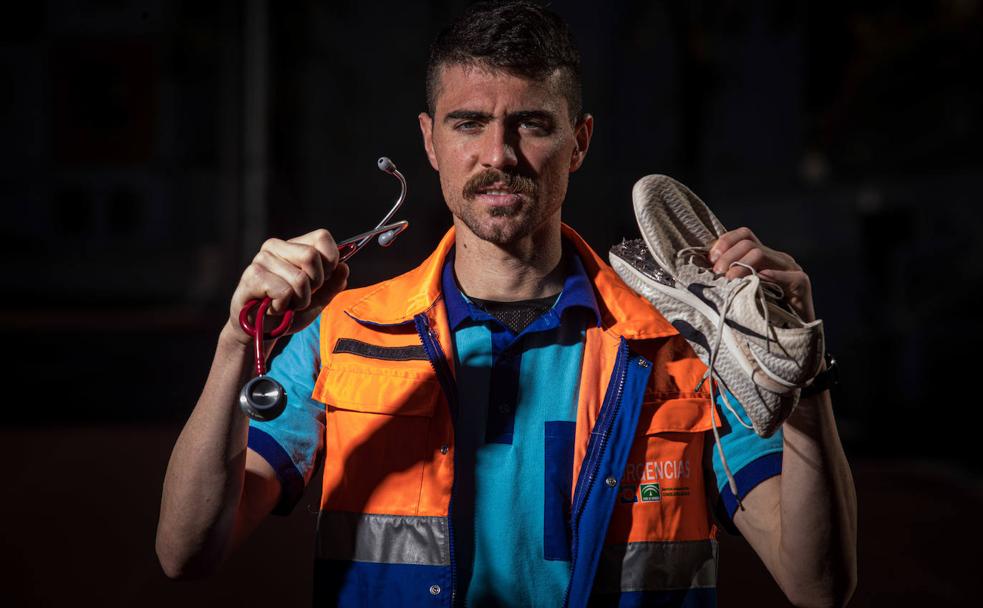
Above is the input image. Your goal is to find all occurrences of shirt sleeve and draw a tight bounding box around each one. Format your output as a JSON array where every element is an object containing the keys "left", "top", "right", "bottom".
[
  {"left": 247, "top": 316, "right": 325, "bottom": 516},
  {"left": 706, "top": 386, "right": 784, "bottom": 527}
]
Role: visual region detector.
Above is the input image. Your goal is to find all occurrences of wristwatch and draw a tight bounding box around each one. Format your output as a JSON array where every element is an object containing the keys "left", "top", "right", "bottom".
[{"left": 801, "top": 353, "right": 839, "bottom": 398}]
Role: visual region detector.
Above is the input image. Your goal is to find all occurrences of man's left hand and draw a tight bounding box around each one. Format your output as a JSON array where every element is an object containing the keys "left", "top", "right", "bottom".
[{"left": 709, "top": 227, "right": 816, "bottom": 323}]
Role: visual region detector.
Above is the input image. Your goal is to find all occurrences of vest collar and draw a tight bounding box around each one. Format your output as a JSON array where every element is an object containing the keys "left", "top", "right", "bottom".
[{"left": 344, "top": 223, "right": 678, "bottom": 340}]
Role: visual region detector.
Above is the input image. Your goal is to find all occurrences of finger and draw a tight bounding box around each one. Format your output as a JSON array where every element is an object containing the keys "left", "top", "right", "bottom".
[
  {"left": 259, "top": 239, "right": 326, "bottom": 290},
  {"left": 309, "top": 263, "right": 350, "bottom": 310},
  {"left": 758, "top": 268, "right": 810, "bottom": 292},
  {"left": 291, "top": 262, "right": 350, "bottom": 332},
  {"left": 727, "top": 247, "right": 774, "bottom": 279},
  {"left": 713, "top": 239, "right": 756, "bottom": 274},
  {"left": 287, "top": 229, "right": 340, "bottom": 269},
  {"left": 253, "top": 250, "right": 313, "bottom": 311},
  {"left": 759, "top": 268, "right": 815, "bottom": 321},
  {"left": 709, "top": 227, "right": 759, "bottom": 263},
  {"left": 721, "top": 244, "right": 802, "bottom": 277},
  {"left": 237, "top": 263, "right": 297, "bottom": 315}
]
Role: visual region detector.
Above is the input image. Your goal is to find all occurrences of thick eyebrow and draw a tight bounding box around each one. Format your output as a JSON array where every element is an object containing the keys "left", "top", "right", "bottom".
[
  {"left": 509, "top": 110, "right": 556, "bottom": 125},
  {"left": 442, "top": 109, "right": 558, "bottom": 125},
  {"left": 443, "top": 110, "right": 493, "bottom": 124}
]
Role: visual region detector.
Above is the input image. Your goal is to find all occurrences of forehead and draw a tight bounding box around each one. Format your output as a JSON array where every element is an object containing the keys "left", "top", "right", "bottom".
[{"left": 432, "top": 64, "right": 569, "bottom": 119}]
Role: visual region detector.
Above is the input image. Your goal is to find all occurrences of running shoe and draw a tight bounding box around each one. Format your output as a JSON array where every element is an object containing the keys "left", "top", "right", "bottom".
[{"left": 609, "top": 175, "right": 825, "bottom": 440}]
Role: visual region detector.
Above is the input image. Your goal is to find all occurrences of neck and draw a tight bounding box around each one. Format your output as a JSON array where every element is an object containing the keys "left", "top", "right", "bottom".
[{"left": 452, "top": 217, "right": 565, "bottom": 301}]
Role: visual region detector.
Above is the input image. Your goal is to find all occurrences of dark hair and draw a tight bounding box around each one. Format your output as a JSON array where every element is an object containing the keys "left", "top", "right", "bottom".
[{"left": 426, "top": 1, "right": 583, "bottom": 122}]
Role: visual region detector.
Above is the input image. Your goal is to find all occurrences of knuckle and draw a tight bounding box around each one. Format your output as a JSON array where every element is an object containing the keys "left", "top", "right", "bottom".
[
  {"left": 272, "top": 283, "right": 293, "bottom": 300},
  {"left": 261, "top": 237, "right": 280, "bottom": 251},
  {"left": 301, "top": 246, "right": 319, "bottom": 265},
  {"left": 324, "top": 244, "right": 339, "bottom": 265},
  {"left": 242, "top": 263, "right": 262, "bottom": 282},
  {"left": 732, "top": 227, "right": 755, "bottom": 243},
  {"left": 290, "top": 267, "right": 310, "bottom": 290},
  {"left": 314, "top": 229, "right": 335, "bottom": 247}
]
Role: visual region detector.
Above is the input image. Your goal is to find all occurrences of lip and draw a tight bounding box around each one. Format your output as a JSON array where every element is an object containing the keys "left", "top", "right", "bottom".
[
  {"left": 475, "top": 192, "right": 523, "bottom": 207},
  {"left": 473, "top": 182, "right": 524, "bottom": 205}
]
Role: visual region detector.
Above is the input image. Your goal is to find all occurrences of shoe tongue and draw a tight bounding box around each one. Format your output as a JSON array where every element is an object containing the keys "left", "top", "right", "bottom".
[{"left": 632, "top": 175, "right": 728, "bottom": 274}]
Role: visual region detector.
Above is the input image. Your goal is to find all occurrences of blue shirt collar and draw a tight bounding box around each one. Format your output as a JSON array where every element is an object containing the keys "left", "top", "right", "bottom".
[{"left": 442, "top": 245, "right": 601, "bottom": 332}]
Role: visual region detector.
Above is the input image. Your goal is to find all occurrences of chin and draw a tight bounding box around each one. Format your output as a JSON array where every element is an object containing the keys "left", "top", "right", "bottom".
[
  {"left": 469, "top": 212, "right": 552, "bottom": 246},
  {"left": 449, "top": 194, "right": 558, "bottom": 246},
  {"left": 470, "top": 222, "right": 525, "bottom": 246}
]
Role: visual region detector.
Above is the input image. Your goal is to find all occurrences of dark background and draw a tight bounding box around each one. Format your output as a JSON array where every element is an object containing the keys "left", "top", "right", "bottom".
[{"left": 2, "top": 0, "right": 981, "bottom": 605}]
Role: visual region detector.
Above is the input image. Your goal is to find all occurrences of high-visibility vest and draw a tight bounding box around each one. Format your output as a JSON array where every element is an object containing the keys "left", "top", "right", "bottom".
[{"left": 312, "top": 224, "right": 720, "bottom": 607}]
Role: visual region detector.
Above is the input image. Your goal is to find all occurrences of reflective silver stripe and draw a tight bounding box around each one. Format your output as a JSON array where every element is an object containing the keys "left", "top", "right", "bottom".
[
  {"left": 315, "top": 511, "right": 450, "bottom": 566},
  {"left": 593, "top": 540, "right": 718, "bottom": 593}
]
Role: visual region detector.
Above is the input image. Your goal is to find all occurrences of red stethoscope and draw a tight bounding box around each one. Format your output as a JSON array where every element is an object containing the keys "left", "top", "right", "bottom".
[{"left": 237, "top": 157, "right": 409, "bottom": 421}]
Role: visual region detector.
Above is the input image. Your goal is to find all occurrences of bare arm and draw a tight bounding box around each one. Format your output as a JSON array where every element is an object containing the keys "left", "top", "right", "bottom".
[
  {"left": 735, "top": 386, "right": 858, "bottom": 607},
  {"left": 156, "top": 230, "right": 347, "bottom": 579},
  {"left": 710, "top": 228, "right": 858, "bottom": 607},
  {"left": 155, "top": 326, "right": 282, "bottom": 579}
]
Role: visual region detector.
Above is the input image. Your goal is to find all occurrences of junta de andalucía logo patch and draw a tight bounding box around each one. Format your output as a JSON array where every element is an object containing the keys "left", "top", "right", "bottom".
[{"left": 640, "top": 482, "right": 662, "bottom": 502}]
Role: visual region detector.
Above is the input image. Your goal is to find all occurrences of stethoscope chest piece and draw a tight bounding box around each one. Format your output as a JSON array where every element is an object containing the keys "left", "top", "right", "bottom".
[
  {"left": 237, "top": 296, "right": 294, "bottom": 421},
  {"left": 239, "top": 374, "right": 287, "bottom": 421}
]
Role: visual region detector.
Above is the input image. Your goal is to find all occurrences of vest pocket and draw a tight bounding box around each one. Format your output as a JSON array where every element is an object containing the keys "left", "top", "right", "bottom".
[
  {"left": 315, "top": 362, "right": 442, "bottom": 515},
  {"left": 639, "top": 394, "right": 717, "bottom": 435},
  {"left": 606, "top": 395, "right": 717, "bottom": 544},
  {"left": 317, "top": 362, "right": 442, "bottom": 417}
]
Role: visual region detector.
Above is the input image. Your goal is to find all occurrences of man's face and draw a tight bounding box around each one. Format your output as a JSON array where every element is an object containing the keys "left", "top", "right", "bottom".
[{"left": 419, "top": 64, "right": 592, "bottom": 246}]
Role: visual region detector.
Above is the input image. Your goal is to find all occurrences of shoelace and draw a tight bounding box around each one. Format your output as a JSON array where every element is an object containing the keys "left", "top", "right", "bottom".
[{"left": 679, "top": 247, "right": 785, "bottom": 511}]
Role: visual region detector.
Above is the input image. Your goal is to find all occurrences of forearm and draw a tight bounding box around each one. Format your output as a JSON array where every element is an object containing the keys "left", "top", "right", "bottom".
[
  {"left": 156, "top": 323, "right": 259, "bottom": 578},
  {"left": 777, "top": 389, "right": 858, "bottom": 606}
]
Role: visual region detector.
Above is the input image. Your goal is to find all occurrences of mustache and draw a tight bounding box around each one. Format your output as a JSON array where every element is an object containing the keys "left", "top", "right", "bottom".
[{"left": 462, "top": 169, "right": 537, "bottom": 200}]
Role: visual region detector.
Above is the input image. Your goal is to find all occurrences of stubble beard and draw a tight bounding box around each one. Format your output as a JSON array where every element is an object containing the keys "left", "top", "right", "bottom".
[
  {"left": 453, "top": 168, "right": 549, "bottom": 246},
  {"left": 455, "top": 199, "right": 531, "bottom": 245}
]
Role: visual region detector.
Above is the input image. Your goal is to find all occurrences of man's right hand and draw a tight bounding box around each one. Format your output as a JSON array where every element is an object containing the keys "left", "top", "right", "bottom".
[
  {"left": 226, "top": 229, "right": 350, "bottom": 345},
  {"left": 157, "top": 228, "right": 350, "bottom": 579}
]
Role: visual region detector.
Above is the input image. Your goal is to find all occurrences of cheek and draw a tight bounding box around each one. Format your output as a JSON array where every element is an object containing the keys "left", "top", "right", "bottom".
[
  {"left": 435, "top": 142, "right": 475, "bottom": 184},
  {"left": 538, "top": 148, "right": 573, "bottom": 191},
  {"left": 437, "top": 168, "right": 466, "bottom": 210},
  {"left": 528, "top": 138, "right": 575, "bottom": 176}
]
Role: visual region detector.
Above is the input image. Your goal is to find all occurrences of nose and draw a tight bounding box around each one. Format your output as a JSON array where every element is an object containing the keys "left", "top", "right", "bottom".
[{"left": 478, "top": 122, "right": 518, "bottom": 170}]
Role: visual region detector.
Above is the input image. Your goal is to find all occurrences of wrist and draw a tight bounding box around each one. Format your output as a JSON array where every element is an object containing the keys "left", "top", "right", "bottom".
[
  {"left": 219, "top": 318, "right": 281, "bottom": 362},
  {"left": 801, "top": 353, "right": 838, "bottom": 399},
  {"left": 219, "top": 320, "right": 254, "bottom": 350}
]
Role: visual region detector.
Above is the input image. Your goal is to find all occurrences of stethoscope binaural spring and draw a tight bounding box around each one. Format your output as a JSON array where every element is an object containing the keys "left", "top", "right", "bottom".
[{"left": 237, "top": 157, "right": 410, "bottom": 421}]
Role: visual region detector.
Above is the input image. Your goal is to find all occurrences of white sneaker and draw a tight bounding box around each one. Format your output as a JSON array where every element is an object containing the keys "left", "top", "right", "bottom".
[{"left": 610, "top": 175, "right": 825, "bottom": 439}]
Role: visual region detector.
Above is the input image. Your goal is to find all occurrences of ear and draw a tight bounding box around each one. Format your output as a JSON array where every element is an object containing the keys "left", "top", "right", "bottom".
[
  {"left": 569, "top": 113, "right": 594, "bottom": 173},
  {"left": 418, "top": 112, "right": 439, "bottom": 171}
]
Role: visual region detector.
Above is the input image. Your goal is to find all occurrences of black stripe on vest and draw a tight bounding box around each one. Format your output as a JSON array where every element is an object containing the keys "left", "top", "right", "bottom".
[{"left": 332, "top": 338, "right": 428, "bottom": 361}]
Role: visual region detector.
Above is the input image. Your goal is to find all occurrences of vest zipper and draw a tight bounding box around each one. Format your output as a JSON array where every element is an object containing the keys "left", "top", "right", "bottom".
[
  {"left": 563, "top": 337, "right": 631, "bottom": 608},
  {"left": 415, "top": 313, "right": 459, "bottom": 607}
]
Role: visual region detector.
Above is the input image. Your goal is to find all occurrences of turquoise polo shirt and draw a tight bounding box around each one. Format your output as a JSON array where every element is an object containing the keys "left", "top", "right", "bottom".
[{"left": 441, "top": 247, "right": 600, "bottom": 606}]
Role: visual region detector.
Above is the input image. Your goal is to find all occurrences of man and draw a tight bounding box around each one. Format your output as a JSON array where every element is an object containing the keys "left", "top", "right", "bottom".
[{"left": 157, "top": 2, "right": 857, "bottom": 606}]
